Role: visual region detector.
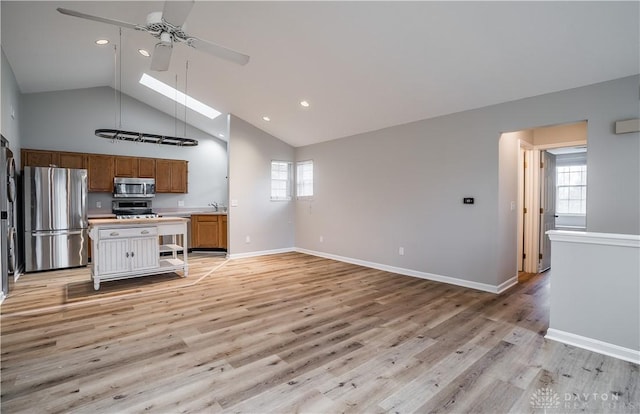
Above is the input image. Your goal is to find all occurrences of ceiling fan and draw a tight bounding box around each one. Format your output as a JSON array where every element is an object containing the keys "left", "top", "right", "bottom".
[{"left": 57, "top": 1, "right": 250, "bottom": 71}]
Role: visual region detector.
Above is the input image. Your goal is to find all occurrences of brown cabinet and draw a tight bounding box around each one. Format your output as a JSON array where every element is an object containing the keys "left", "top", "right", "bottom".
[
  {"left": 22, "top": 149, "right": 188, "bottom": 194},
  {"left": 22, "top": 149, "right": 86, "bottom": 169},
  {"left": 137, "top": 158, "right": 156, "bottom": 178},
  {"left": 191, "top": 215, "right": 220, "bottom": 248},
  {"left": 21, "top": 149, "right": 58, "bottom": 169},
  {"left": 156, "top": 159, "right": 188, "bottom": 193},
  {"left": 87, "top": 154, "right": 114, "bottom": 192},
  {"left": 58, "top": 152, "right": 86, "bottom": 169},
  {"left": 191, "top": 214, "right": 227, "bottom": 249},
  {"left": 219, "top": 215, "right": 228, "bottom": 249},
  {"left": 114, "top": 156, "right": 136, "bottom": 177}
]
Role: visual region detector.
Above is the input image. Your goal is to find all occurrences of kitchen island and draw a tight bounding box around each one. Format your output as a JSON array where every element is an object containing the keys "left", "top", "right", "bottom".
[{"left": 88, "top": 217, "right": 189, "bottom": 290}]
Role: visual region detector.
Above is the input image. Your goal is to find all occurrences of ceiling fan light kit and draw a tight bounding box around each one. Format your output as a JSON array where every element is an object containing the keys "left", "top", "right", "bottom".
[{"left": 57, "top": 1, "right": 250, "bottom": 72}]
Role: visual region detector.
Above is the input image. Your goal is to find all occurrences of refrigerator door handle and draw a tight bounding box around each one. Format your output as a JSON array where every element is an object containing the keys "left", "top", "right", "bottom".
[{"left": 31, "top": 230, "right": 85, "bottom": 236}]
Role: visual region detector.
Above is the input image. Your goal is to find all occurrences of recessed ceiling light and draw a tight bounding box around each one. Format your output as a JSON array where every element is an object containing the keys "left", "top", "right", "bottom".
[
  {"left": 139, "top": 73, "right": 221, "bottom": 119},
  {"left": 300, "top": 100, "right": 310, "bottom": 107},
  {"left": 262, "top": 116, "right": 271, "bottom": 122},
  {"left": 95, "top": 39, "right": 109, "bottom": 45},
  {"left": 138, "top": 49, "right": 150, "bottom": 57}
]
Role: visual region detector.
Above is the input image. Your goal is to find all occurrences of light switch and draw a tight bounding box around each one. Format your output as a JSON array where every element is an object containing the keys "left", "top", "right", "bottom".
[{"left": 231, "top": 199, "right": 239, "bottom": 207}]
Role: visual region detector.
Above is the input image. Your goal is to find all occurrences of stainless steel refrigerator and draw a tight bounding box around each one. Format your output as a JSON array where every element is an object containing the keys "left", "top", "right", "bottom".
[{"left": 23, "top": 166, "right": 88, "bottom": 272}]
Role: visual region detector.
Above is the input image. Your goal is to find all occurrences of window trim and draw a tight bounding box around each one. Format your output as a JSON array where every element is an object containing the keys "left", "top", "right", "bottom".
[
  {"left": 270, "top": 160, "right": 292, "bottom": 201},
  {"left": 556, "top": 164, "right": 587, "bottom": 215},
  {"left": 296, "top": 160, "right": 314, "bottom": 199}
]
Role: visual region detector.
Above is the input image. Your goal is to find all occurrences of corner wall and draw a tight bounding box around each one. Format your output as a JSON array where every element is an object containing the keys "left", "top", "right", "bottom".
[{"left": 228, "top": 115, "right": 295, "bottom": 257}]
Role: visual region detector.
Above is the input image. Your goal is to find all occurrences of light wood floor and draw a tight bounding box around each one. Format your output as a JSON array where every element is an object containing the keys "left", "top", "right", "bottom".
[{"left": 1, "top": 252, "right": 638, "bottom": 413}]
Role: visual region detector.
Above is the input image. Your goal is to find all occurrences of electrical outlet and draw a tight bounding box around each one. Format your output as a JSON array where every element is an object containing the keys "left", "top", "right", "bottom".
[
  {"left": 399, "top": 247, "right": 405, "bottom": 256},
  {"left": 96, "top": 201, "right": 101, "bottom": 208},
  {"left": 245, "top": 235, "right": 251, "bottom": 244},
  {"left": 178, "top": 200, "right": 185, "bottom": 207},
  {"left": 319, "top": 236, "right": 324, "bottom": 243},
  {"left": 231, "top": 199, "right": 239, "bottom": 207}
]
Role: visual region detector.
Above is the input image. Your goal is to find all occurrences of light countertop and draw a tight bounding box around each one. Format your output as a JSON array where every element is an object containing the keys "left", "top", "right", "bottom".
[
  {"left": 89, "top": 217, "right": 190, "bottom": 227},
  {"left": 87, "top": 209, "right": 227, "bottom": 219}
]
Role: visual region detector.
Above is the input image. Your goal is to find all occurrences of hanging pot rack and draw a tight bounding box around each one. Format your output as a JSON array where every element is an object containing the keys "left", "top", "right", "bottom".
[
  {"left": 98, "top": 29, "right": 198, "bottom": 147},
  {"left": 95, "top": 129, "right": 198, "bottom": 146}
]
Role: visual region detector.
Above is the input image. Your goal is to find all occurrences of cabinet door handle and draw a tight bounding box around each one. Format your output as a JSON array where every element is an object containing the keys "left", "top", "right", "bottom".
[
  {"left": 131, "top": 251, "right": 135, "bottom": 257},
  {"left": 141, "top": 230, "right": 149, "bottom": 235},
  {"left": 110, "top": 232, "right": 119, "bottom": 237},
  {"left": 126, "top": 252, "right": 129, "bottom": 258}
]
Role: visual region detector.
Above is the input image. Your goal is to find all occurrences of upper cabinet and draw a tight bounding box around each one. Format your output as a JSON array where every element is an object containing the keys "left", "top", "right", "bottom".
[
  {"left": 22, "top": 149, "right": 86, "bottom": 170},
  {"left": 87, "top": 154, "right": 114, "bottom": 192},
  {"left": 22, "top": 149, "right": 187, "bottom": 194},
  {"left": 21, "top": 149, "right": 58, "bottom": 169},
  {"left": 114, "top": 156, "right": 137, "bottom": 178},
  {"left": 137, "top": 158, "right": 156, "bottom": 178},
  {"left": 156, "top": 159, "right": 188, "bottom": 193}
]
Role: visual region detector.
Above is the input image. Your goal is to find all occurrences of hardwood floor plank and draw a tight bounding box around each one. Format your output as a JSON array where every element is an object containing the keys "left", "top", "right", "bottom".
[{"left": 1, "top": 252, "right": 637, "bottom": 413}]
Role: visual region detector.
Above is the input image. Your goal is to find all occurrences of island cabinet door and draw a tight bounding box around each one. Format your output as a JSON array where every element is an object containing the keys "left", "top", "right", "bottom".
[
  {"left": 130, "top": 237, "right": 160, "bottom": 271},
  {"left": 97, "top": 239, "right": 130, "bottom": 275}
]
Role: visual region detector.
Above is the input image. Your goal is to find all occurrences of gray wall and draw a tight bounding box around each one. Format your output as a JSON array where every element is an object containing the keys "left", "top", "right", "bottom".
[
  {"left": 295, "top": 75, "right": 640, "bottom": 289},
  {"left": 228, "top": 115, "right": 295, "bottom": 256},
  {"left": 547, "top": 232, "right": 639, "bottom": 356},
  {"left": 19, "top": 86, "right": 228, "bottom": 211},
  {"left": 1, "top": 48, "right": 21, "bottom": 160}
]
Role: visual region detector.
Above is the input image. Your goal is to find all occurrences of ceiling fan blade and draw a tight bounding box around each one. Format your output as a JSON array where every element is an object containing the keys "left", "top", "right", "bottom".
[
  {"left": 188, "top": 37, "right": 250, "bottom": 66},
  {"left": 162, "top": 0, "right": 195, "bottom": 27},
  {"left": 150, "top": 42, "right": 173, "bottom": 71},
  {"left": 56, "top": 8, "right": 141, "bottom": 31}
]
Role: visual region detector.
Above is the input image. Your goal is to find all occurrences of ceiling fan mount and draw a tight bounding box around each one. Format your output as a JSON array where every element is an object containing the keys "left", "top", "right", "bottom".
[{"left": 57, "top": 1, "right": 249, "bottom": 71}]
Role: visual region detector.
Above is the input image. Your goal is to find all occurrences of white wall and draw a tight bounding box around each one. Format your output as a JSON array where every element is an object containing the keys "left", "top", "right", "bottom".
[
  {"left": 228, "top": 115, "right": 295, "bottom": 257},
  {"left": 19, "top": 87, "right": 228, "bottom": 211},
  {"left": 295, "top": 76, "right": 640, "bottom": 289},
  {"left": 1, "top": 48, "right": 21, "bottom": 160}
]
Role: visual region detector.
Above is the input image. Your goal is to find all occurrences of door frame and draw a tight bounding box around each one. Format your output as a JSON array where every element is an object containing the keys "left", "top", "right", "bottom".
[{"left": 521, "top": 140, "right": 586, "bottom": 273}]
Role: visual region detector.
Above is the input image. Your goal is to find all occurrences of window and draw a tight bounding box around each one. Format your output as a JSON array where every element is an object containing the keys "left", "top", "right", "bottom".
[
  {"left": 271, "top": 161, "right": 292, "bottom": 200},
  {"left": 556, "top": 165, "right": 587, "bottom": 214},
  {"left": 296, "top": 160, "right": 313, "bottom": 198}
]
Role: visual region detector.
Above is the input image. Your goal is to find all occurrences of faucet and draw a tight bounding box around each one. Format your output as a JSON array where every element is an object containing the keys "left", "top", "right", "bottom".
[{"left": 208, "top": 202, "right": 219, "bottom": 211}]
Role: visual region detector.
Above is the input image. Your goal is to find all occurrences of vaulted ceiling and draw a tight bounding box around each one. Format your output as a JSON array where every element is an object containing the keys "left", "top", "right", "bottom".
[{"left": 2, "top": 1, "right": 639, "bottom": 147}]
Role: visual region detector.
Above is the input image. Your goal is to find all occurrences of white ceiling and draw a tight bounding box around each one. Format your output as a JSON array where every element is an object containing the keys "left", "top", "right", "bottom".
[{"left": 2, "top": 1, "right": 639, "bottom": 147}]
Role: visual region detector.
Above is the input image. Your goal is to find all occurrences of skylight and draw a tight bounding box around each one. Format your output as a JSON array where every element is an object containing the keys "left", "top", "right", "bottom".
[{"left": 139, "top": 73, "right": 221, "bottom": 120}]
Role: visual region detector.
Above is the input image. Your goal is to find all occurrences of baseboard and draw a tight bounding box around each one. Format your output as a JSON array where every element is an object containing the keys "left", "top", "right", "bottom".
[
  {"left": 294, "top": 248, "right": 508, "bottom": 294},
  {"left": 0, "top": 292, "right": 5, "bottom": 305},
  {"left": 545, "top": 328, "right": 640, "bottom": 365},
  {"left": 496, "top": 275, "right": 519, "bottom": 294},
  {"left": 228, "top": 247, "right": 295, "bottom": 260}
]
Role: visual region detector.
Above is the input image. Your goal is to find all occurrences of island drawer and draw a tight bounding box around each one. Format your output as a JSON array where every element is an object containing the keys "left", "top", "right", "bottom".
[{"left": 98, "top": 227, "right": 158, "bottom": 239}]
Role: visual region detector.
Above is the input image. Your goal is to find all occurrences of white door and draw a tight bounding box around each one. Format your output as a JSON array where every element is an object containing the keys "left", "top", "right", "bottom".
[
  {"left": 130, "top": 237, "right": 159, "bottom": 271},
  {"left": 539, "top": 151, "right": 556, "bottom": 272},
  {"left": 97, "top": 238, "right": 130, "bottom": 275}
]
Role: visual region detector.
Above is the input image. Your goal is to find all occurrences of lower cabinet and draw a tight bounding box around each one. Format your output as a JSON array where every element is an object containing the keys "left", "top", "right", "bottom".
[
  {"left": 192, "top": 214, "right": 227, "bottom": 249},
  {"left": 96, "top": 228, "right": 159, "bottom": 276}
]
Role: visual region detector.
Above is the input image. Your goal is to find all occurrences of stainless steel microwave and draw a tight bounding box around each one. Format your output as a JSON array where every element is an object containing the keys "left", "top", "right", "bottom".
[{"left": 113, "top": 177, "right": 155, "bottom": 198}]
